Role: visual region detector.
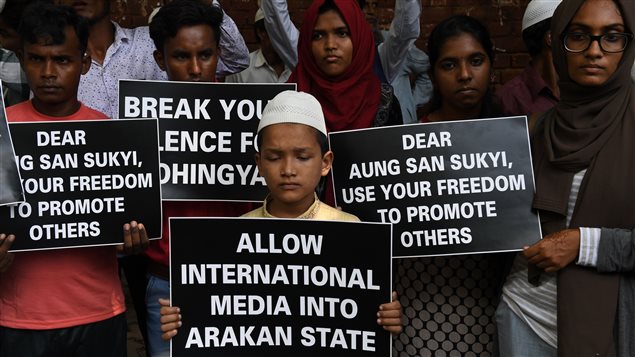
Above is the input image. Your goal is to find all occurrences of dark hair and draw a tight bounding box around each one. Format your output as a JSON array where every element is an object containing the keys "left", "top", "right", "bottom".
[
  {"left": 18, "top": 1, "right": 88, "bottom": 54},
  {"left": 149, "top": 0, "right": 223, "bottom": 52},
  {"left": 257, "top": 126, "right": 329, "bottom": 155},
  {"left": 428, "top": 15, "right": 494, "bottom": 71},
  {"left": 0, "top": 0, "right": 45, "bottom": 31},
  {"left": 522, "top": 18, "right": 551, "bottom": 56},
  {"left": 425, "top": 15, "right": 501, "bottom": 118}
]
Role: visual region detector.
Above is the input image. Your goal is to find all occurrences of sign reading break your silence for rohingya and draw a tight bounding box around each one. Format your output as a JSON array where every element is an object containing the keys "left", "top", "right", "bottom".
[
  {"left": 118, "top": 80, "right": 296, "bottom": 202},
  {"left": 0, "top": 119, "right": 162, "bottom": 252},
  {"left": 169, "top": 217, "right": 393, "bottom": 357},
  {"left": 329, "top": 116, "right": 541, "bottom": 258}
]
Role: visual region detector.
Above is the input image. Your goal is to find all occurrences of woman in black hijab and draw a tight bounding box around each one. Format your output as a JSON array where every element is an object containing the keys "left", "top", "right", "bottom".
[{"left": 496, "top": 0, "right": 635, "bottom": 356}]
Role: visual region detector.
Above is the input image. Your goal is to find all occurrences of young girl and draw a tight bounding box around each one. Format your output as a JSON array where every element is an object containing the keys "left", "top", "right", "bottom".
[
  {"left": 291, "top": 0, "right": 403, "bottom": 206},
  {"left": 291, "top": 0, "right": 402, "bottom": 131},
  {"left": 398, "top": 15, "right": 507, "bottom": 356},
  {"left": 497, "top": 0, "right": 634, "bottom": 355},
  {"left": 419, "top": 15, "right": 503, "bottom": 122}
]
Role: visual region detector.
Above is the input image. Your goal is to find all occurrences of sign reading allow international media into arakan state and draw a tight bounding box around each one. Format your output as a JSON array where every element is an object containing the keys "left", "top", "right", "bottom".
[
  {"left": 118, "top": 80, "right": 296, "bottom": 201},
  {"left": 0, "top": 119, "right": 162, "bottom": 252},
  {"left": 169, "top": 217, "right": 393, "bottom": 357},
  {"left": 329, "top": 116, "right": 541, "bottom": 258}
]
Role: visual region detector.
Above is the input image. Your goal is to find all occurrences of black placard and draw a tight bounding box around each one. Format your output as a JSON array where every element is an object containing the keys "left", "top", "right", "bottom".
[
  {"left": 329, "top": 116, "right": 541, "bottom": 258},
  {"left": 118, "top": 80, "right": 296, "bottom": 201},
  {"left": 169, "top": 217, "right": 393, "bottom": 356},
  {"left": 1, "top": 119, "right": 162, "bottom": 251}
]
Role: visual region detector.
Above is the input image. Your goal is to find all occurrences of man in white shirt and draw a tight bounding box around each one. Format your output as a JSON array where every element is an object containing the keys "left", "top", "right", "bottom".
[
  {"left": 225, "top": 8, "right": 291, "bottom": 83},
  {"left": 62, "top": 0, "right": 249, "bottom": 118}
]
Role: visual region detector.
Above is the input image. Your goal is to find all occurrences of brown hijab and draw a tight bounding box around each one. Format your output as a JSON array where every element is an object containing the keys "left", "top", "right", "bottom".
[{"left": 531, "top": 0, "right": 635, "bottom": 355}]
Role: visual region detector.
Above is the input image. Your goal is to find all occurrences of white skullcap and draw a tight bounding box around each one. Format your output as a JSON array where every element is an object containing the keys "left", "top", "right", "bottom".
[
  {"left": 522, "top": 0, "right": 561, "bottom": 31},
  {"left": 258, "top": 91, "right": 327, "bottom": 136},
  {"left": 148, "top": 6, "right": 160, "bottom": 24},
  {"left": 254, "top": 8, "right": 264, "bottom": 22}
]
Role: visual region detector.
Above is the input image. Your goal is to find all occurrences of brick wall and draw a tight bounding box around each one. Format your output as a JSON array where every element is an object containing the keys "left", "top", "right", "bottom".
[{"left": 112, "top": 0, "right": 532, "bottom": 86}]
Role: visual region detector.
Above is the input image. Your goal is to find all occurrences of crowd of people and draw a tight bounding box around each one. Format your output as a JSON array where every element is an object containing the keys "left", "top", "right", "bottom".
[{"left": 0, "top": 0, "right": 633, "bottom": 356}]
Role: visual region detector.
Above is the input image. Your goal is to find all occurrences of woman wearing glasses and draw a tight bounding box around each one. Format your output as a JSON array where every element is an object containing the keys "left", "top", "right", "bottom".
[{"left": 495, "top": 0, "right": 634, "bottom": 356}]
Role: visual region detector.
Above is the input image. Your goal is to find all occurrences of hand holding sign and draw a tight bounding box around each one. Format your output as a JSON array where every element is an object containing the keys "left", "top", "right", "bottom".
[
  {"left": 169, "top": 218, "right": 393, "bottom": 356},
  {"left": 0, "top": 233, "right": 15, "bottom": 272},
  {"left": 160, "top": 293, "right": 404, "bottom": 341},
  {"left": 377, "top": 291, "right": 402, "bottom": 335},
  {"left": 117, "top": 220, "right": 150, "bottom": 255},
  {"left": 159, "top": 298, "right": 182, "bottom": 341}
]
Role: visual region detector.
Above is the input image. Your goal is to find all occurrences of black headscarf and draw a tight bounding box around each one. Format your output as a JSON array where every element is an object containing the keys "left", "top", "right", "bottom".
[{"left": 531, "top": 0, "right": 635, "bottom": 355}]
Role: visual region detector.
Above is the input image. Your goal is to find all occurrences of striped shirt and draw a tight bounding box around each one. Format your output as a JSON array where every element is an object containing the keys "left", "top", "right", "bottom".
[{"left": 501, "top": 169, "right": 601, "bottom": 347}]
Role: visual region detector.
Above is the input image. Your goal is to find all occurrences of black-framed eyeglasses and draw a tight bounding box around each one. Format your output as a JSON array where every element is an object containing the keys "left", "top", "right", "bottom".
[{"left": 563, "top": 32, "right": 633, "bottom": 53}]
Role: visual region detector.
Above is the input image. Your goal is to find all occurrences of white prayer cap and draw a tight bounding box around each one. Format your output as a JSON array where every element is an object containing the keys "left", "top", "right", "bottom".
[
  {"left": 522, "top": 0, "right": 561, "bottom": 31},
  {"left": 254, "top": 8, "right": 264, "bottom": 22},
  {"left": 148, "top": 6, "right": 160, "bottom": 24},
  {"left": 258, "top": 91, "right": 327, "bottom": 136}
]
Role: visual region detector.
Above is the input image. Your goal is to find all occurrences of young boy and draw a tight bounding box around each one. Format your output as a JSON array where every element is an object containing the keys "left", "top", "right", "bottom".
[
  {"left": 145, "top": 1, "right": 254, "bottom": 355},
  {"left": 0, "top": 3, "right": 148, "bottom": 355},
  {"left": 157, "top": 90, "right": 403, "bottom": 341}
]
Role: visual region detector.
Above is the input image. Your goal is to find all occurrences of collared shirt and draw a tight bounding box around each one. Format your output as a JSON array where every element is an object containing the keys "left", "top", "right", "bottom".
[
  {"left": 78, "top": 22, "right": 167, "bottom": 118},
  {"left": 497, "top": 64, "right": 559, "bottom": 117},
  {"left": 0, "top": 48, "right": 30, "bottom": 106},
  {"left": 80, "top": 15, "right": 248, "bottom": 118},
  {"left": 242, "top": 193, "right": 360, "bottom": 222},
  {"left": 225, "top": 49, "right": 292, "bottom": 83}
]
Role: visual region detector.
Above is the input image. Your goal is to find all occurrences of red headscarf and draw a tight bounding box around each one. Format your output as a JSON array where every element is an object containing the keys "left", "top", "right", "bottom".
[{"left": 288, "top": 0, "right": 380, "bottom": 132}]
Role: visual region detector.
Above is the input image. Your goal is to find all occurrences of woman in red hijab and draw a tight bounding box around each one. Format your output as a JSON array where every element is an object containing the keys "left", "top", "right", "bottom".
[
  {"left": 290, "top": 0, "right": 402, "bottom": 205},
  {"left": 289, "top": 0, "right": 402, "bottom": 132}
]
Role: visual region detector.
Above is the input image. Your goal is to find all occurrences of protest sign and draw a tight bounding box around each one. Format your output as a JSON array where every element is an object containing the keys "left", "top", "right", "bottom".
[
  {"left": 329, "top": 116, "right": 541, "bottom": 258},
  {"left": 118, "top": 80, "right": 296, "bottom": 201},
  {"left": 0, "top": 86, "right": 24, "bottom": 206},
  {"left": 169, "top": 217, "right": 393, "bottom": 356},
  {"left": 0, "top": 119, "right": 162, "bottom": 251}
]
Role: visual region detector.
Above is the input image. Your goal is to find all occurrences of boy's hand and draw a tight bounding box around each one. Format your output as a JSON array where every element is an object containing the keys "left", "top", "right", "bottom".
[
  {"left": 159, "top": 298, "right": 182, "bottom": 341},
  {"left": 117, "top": 221, "right": 149, "bottom": 255},
  {"left": 377, "top": 291, "right": 403, "bottom": 335},
  {"left": 0, "top": 234, "right": 15, "bottom": 272}
]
